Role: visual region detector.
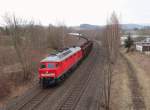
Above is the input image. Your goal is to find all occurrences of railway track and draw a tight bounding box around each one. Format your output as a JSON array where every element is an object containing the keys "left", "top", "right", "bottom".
[
  {"left": 16, "top": 89, "right": 56, "bottom": 110},
  {"left": 6, "top": 42, "right": 100, "bottom": 110},
  {"left": 55, "top": 44, "right": 100, "bottom": 110},
  {"left": 5, "top": 86, "right": 58, "bottom": 110}
]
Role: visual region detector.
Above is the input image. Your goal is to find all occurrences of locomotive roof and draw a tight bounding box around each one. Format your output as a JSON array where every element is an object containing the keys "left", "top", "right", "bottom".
[{"left": 41, "top": 47, "right": 81, "bottom": 62}]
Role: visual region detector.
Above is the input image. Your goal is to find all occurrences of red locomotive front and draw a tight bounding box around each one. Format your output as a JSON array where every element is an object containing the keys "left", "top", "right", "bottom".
[
  {"left": 38, "top": 46, "right": 83, "bottom": 88},
  {"left": 39, "top": 62, "right": 58, "bottom": 78}
]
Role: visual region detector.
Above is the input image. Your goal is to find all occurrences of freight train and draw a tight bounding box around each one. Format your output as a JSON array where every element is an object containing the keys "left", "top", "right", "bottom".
[{"left": 38, "top": 36, "right": 93, "bottom": 88}]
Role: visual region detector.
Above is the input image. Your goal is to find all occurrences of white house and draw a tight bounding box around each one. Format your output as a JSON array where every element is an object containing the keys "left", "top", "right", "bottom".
[{"left": 135, "top": 38, "right": 150, "bottom": 54}]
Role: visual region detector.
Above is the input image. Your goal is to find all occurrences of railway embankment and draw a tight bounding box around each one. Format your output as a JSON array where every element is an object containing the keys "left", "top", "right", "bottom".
[
  {"left": 110, "top": 51, "right": 147, "bottom": 110},
  {"left": 123, "top": 52, "right": 150, "bottom": 110},
  {"left": 110, "top": 55, "right": 133, "bottom": 110},
  {"left": 120, "top": 53, "right": 146, "bottom": 110}
]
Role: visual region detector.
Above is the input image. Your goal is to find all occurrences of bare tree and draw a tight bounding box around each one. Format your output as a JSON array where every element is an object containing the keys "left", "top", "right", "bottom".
[
  {"left": 3, "top": 15, "right": 44, "bottom": 81},
  {"left": 101, "top": 12, "right": 121, "bottom": 110},
  {"left": 47, "top": 25, "right": 67, "bottom": 49}
]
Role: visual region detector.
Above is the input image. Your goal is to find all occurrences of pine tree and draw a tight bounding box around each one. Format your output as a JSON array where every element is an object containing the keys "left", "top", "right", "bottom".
[{"left": 124, "top": 33, "right": 133, "bottom": 53}]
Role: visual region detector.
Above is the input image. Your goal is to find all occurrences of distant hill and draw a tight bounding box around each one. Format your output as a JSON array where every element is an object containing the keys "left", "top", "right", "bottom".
[
  {"left": 71, "top": 23, "right": 150, "bottom": 30},
  {"left": 121, "top": 24, "right": 145, "bottom": 30},
  {"left": 79, "top": 24, "right": 101, "bottom": 30}
]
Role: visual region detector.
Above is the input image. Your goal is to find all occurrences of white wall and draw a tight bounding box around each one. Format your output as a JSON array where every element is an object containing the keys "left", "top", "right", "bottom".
[
  {"left": 136, "top": 44, "right": 143, "bottom": 52},
  {"left": 120, "top": 36, "right": 127, "bottom": 45}
]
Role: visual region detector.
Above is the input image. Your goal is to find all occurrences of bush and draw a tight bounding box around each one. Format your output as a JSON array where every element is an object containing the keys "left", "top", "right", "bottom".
[{"left": 0, "top": 77, "right": 11, "bottom": 100}]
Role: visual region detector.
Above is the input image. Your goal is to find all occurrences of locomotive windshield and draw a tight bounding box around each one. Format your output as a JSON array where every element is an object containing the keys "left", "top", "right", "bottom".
[
  {"left": 48, "top": 63, "right": 55, "bottom": 68},
  {"left": 40, "top": 64, "right": 46, "bottom": 69},
  {"left": 40, "top": 63, "right": 55, "bottom": 69}
]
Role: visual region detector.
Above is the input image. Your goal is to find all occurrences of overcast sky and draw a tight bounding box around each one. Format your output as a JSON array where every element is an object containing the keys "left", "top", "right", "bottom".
[{"left": 0, "top": 0, "right": 149, "bottom": 26}]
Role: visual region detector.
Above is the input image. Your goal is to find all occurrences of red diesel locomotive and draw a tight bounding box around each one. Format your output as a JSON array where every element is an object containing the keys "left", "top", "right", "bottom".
[{"left": 38, "top": 41, "right": 93, "bottom": 88}]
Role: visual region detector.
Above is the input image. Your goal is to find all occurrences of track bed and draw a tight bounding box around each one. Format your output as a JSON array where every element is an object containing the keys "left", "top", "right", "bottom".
[{"left": 5, "top": 43, "right": 105, "bottom": 110}]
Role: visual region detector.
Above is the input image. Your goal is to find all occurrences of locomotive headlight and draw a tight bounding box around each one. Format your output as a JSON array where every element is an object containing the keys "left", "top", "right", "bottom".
[
  {"left": 41, "top": 72, "right": 55, "bottom": 77},
  {"left": 49, "top": 73, "right": 55, "bottom": 76}
]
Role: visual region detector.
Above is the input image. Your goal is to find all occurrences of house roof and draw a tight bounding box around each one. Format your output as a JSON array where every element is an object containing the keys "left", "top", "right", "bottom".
[
  {"left": 136, "top": 37, "right": 150, "bottom": 44},
  {"left": 133, "top": 37, "right": 147, "bottom": 42},
  {"left": 136, "top": 44, "right": 150, "bottom": 46}
]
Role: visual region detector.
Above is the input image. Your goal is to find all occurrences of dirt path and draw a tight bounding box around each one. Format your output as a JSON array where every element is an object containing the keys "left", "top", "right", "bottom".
[{"left": 121, "top": 53, "right": 146, "bottom": 110}]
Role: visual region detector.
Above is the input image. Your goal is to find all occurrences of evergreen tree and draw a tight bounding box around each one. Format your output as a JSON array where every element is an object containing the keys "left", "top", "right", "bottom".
[{"left": 124, "top": 33, "right": 133, "bottom": 53}]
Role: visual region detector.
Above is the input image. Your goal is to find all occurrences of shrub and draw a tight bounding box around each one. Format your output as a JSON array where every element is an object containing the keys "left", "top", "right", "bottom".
[{"left": 0, "top": 77, "right": 11, "bottom": 100}]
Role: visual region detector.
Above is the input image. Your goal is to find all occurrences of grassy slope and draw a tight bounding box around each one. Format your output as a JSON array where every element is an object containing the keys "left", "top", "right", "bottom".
[
  {"left": 125, "top": 52, "right": 150, "bottom": 110},
  {"left": 111, "top": 56, "right": 133, "bottom": 110}
]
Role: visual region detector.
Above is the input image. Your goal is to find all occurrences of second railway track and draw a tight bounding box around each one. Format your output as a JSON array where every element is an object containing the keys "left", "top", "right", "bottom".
[
  {"left": 55, "top": 43, "right": 100, "bottom": 110},
  {"left": 16, "top": 89, "right": 56, "bottom": 110}
]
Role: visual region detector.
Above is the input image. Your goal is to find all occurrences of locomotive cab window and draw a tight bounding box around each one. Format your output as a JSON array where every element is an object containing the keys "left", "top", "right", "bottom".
[
  {"left": 40, "top": 64, "right": 46, "bottom": 69},
  {"left": 48, "top": 63, "right": 55, "bottom": 68}
]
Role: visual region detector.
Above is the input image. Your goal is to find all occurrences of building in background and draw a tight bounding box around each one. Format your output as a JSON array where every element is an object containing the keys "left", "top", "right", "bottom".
[{"left": 135, "top": 38, "right": 150, "bottom": 54}]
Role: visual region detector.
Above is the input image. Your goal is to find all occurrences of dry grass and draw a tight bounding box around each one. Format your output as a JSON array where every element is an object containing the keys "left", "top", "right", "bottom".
[
  {"left": 0, "top": 76, "right": 33, "bottom": 108},
  {"left": 0, "top": 78, "right": 11, "bottom": 100},
  {"left": 125, "top": 52, "right": 150, "bottom": 110},
  {"left": 0, "top": 46, "right": 18, "bottom": 66},
  {"left": 111, "top": 56, "right": 133, "bottom": 110}
]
